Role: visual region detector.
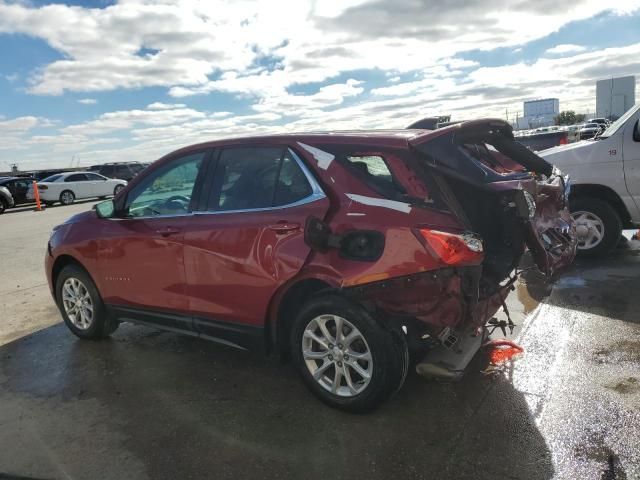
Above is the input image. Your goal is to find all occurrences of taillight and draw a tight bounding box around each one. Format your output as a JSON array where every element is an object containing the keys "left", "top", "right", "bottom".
[
  {"left": 559, "top": 135, "right": 568, "bottom": 145},
  {"left": 38, "top": 185, "right": 48, "bottom": 190},
  {"left": 415, "top": 229, "right": 483, "bottom": 266}
]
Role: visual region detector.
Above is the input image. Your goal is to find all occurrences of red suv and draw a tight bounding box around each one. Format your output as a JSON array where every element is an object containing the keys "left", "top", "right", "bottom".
[{"left": 46, "top": 119, "right": 576, "bottom": 412}]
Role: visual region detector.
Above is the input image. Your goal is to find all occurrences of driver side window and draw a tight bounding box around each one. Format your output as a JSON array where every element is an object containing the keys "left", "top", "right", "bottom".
[{"left": 125, "top": 151, "right": 205, "bottom": 218}]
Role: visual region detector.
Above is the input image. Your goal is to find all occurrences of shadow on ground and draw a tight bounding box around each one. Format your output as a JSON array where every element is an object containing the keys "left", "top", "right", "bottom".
[{"left": 0, "top": 320, "right": 553, "bottom": 480}]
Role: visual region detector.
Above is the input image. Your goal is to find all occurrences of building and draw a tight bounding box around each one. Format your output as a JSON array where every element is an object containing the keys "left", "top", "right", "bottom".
[
  {"left": 596, "top": 76, "right": 636, "bottom": 120},
  {"left": 517, "top": 98, "right": 559, "bottom": 129}
]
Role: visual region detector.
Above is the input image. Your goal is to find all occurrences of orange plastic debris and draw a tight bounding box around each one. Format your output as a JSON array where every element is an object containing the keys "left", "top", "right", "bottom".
[{"left": 484, "top": 339, "right": 524, "bottom": 365}]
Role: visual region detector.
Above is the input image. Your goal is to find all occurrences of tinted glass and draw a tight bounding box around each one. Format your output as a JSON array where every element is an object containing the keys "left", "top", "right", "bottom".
[
  {"left": 85, "top": 173, "right": 106, "bottom": 181},
  {"left": 65, "top": 174, "right": 88, "bottom": 182},
  {"left": 102, "top": 165, "right": 116, "bottom": 177},
  {"left": 41, "top": 174, "right": 62, "bottom": 183},
  {"left": 210, "top": 147, "right": 284, "bottom": 211},
  {"left": 125, "top": 152, "right": 205, "bottom": 217},
  {"left": 273, "top": 151, "right": 313, "bottom": 206},
  {"left": 115, "top": 165, "right": 131, "bottom": 175}
]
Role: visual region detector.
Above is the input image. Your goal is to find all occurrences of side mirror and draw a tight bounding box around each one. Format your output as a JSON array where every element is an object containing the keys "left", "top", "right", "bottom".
[
  {"left": 95, "top": 199, "right": 115, "bottom": 219},
  {"left": 633, "top": 120, "right": 640, "bottom": 142}
]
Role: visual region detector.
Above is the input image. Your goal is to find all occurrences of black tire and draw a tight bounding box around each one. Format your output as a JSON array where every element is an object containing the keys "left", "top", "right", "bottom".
[
  {"left": 59, "top": 190, "right": 75, "bottom": 206},
  {"left": 114, "top": 185, "right": 124, "bottom": 196},
  {"left": 55, "top": 264, "right": 118, "bottom": 340},
  {"left": 45, "top": 201, "right": 55, "bottom": 207},
  {"left": 0, "top": 198, "right": 6, "bottom": 214},
  {"left": 570, "top": 196, "right": 622, "bottom": 258},
  {"left": 291, "top": 294, "right": 408, "bottom": 413}
]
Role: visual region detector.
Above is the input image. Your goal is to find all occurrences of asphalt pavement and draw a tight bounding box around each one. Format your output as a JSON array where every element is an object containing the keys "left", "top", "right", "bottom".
[{"left": 0, "top": 202, "right": 638, "bottom": 479}]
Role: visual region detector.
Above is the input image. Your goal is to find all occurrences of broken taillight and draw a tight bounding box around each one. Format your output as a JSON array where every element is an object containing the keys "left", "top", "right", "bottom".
[{"left": 415, "top": 229, "right": 483, "bottom": 266}]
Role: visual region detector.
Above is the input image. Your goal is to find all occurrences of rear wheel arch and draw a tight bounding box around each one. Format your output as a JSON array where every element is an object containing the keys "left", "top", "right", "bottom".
[
  {"left": 569, "top": 184, "right": 631, "bottom": 227},
  {"left": 268, "top": 278, "right": 333, "bottom": 358}
]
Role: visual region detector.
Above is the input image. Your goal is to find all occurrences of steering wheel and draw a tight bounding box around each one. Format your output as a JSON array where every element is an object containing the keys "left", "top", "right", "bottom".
[
  {"left": 160, "top": 194, "right": 191, "bottom": 212},
  {"left": 165, "top": 195, "right": 191, "bottom": 204}
]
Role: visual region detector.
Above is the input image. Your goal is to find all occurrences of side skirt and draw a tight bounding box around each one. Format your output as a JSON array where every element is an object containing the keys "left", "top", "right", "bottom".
[{"left": 107, "top": 305, "right": 265, "bottom": 352}]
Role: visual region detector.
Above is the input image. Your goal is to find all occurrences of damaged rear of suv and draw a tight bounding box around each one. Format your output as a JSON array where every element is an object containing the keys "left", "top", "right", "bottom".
[
  {"left": 288, "top": 119, "right": 576, "bottom": 411},
  {"left": 46, "top": 119, "right": 575, "bottom": 413}
]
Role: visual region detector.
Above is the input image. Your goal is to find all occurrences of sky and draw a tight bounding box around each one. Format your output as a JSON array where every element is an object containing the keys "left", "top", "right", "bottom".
[{"left": 1, "top": 0, "right": 640, "bottom": 170}]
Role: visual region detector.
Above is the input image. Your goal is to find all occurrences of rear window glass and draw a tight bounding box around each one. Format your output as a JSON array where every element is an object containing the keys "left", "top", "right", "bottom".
[{"left": 41, "top": 174, "right": 62, "bottom": 182}]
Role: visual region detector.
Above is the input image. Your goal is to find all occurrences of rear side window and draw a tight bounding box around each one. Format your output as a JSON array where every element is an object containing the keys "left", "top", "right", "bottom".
[
  {"left": 208, "top": 147, "right": 313, "bottom": 211},
  {"left": 274, "top": 152, "right": 313, "bottom": 206},
  {"left": 115, "top": 165, "right": 132, "bottom": 176},
  {"left": 65, "top": 174, "right": 88, "bottom": 182},
  {"left": 314, "top": 144, "right": 437, "bottom": 207},
  {"left": 41, "top": 174, "right": 62, "bottom": 182},
  {"left": 85, "top": 173, "right": 106, "bottom": 181},
  {"left": 344, "top": 155, "right": 398, "bottom": 196}
]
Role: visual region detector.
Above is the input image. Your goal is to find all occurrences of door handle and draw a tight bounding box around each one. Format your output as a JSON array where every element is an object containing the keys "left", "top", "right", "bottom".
[
  {"left": 267, "top": 222, "right": 301, "bottom": 233},
  {"left": 156, "top": 227, "right": 181, "bottom": 237}
]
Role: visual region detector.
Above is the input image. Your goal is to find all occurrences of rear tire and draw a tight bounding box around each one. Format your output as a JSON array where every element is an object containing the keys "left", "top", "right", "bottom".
[
  {"left": 59, "top": 190, "right": 75, "bottom": 206},
  {"left": 56, "top": 264, "right": 118, "bottom": 340},
  {"left": 291, "top": 294, "right": 408, "bottom": 413},
  {"left": 114, "top": 184, "right": 124, "bottom": 196},
  {"left": 0, "top": 198, "right": 6, "bottom": 214},
  {"left": 570, "top": 197, "right": 621, "bottom": 258}
]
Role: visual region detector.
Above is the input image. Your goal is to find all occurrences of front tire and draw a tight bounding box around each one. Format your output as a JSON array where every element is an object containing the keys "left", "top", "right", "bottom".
[
  {"left": 0, "top": 198, "right": 6, "bottom": 214},
  {"left": 56, "top": 264, "right": 118, "bottom": 339},
  {"left": 291, "top": 294, "right": 408, "bottom": 413},
  {"left": 570, "top": 197, "right": 622, "bottom": 258},
  {"left": 114, "top": 184, "right": 124, "bottom": 196},
  {"left": 59, "top": 190, "right": 75, "bottom": 206}
]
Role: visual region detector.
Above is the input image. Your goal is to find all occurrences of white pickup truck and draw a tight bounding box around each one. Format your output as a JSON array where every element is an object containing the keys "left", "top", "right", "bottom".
[{"left": 540, "top": 104, "right": 640, "bottom": 257}]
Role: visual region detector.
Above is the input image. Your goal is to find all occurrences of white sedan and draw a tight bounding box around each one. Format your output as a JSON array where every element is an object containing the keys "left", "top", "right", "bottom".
[{"left": 28, "top": 172, "right": 127, "bottom": 206}]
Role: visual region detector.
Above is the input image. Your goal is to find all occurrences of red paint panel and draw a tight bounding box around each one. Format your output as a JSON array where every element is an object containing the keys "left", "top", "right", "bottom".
[
  {"left": 184, "top": 198, "right": 330, "bottom": 326},
  {"left": 94, "top": 216, "right": 194, "bottom": 313}
]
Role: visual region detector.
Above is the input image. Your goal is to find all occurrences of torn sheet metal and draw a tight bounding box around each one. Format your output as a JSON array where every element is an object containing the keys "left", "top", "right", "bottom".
[
  {"left": 297, "top": 142, "right": 335, "bottom": 170},
  {"left": 346, "top": 193, "right": 412, "bottom": 213}
]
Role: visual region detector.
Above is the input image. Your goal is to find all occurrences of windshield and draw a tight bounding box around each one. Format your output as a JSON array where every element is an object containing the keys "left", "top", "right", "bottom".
[{"left": 600, "top": 104, "right": 640, "bottom": 138}]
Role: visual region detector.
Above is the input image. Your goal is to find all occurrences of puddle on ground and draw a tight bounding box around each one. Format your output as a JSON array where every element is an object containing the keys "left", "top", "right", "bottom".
[
  {"left": 574, "top": 436, "right": 628, "bottom": 480},
  {"left": 605, "top": 377, "right": 640, "bottom": 395},
  {"left": 593, "top": 340, "right": 640, "bottom": 364}
]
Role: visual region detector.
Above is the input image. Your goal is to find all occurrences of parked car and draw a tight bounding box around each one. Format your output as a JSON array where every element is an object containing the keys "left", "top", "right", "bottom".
[
  {"left": 586, "top": 118, "right": 610, "bottom": 130},
  {"left": 46, "top": 119, "right": 576, "bottom": 412},
  {"left": 0, "top": 185, "right": 15, "bottom": 214},
  {"left": 540, "top": 103, "right": 640, "bottom": 257},
  {"left": 28, "top": 172, "right": 126, "bottom": 206},
  {"left": 31, "top": 169, "right": 67, "bottom": 182},
  {"left": 88, "top": 162, "right": 147, "bottom": 181},
  {"left": 0, "top": 176, "right": 33, "bottom": 207},
  {"left": 579, "top": 123, "right": 602, "bottom": 140}
]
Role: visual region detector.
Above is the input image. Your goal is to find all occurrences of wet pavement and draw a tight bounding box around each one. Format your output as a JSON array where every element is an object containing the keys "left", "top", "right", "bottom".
[{"left": 1, "top": 205, "right": 639, "bottom": 479}]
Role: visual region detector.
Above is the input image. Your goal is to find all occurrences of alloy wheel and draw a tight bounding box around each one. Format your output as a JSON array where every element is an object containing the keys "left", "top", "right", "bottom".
[
  {"left": 61, "top": 277, "right": 94, "bottom": 330},
  {"left": 571, "top": 210, "right": 605, "bottom": 250},
  {"left": 61, "top": 191, "right": 74, "bottom": 205},
  {"left": 302, "top": 314, "right": 373, "bottom": 397}
]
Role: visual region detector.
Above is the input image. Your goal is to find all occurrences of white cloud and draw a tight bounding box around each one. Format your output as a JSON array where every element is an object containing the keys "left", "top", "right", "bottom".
[
  {"left": 0, "top": 0, "right": 638, "bottom": 96},
  {"left": 1, "top": 1, "right": 640, "bottom": 169},
  {"left": 0, "top": 116, "right": 41, "bottom": 133},
  {"left": 147, "top": 102, "right": 186, "bottom": 110},
  {"left": 78, "top": 98, "right": 97, "bottom": 104},
  {"left": 545, "top": 44, "right": 587, "bottom": 55}
]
